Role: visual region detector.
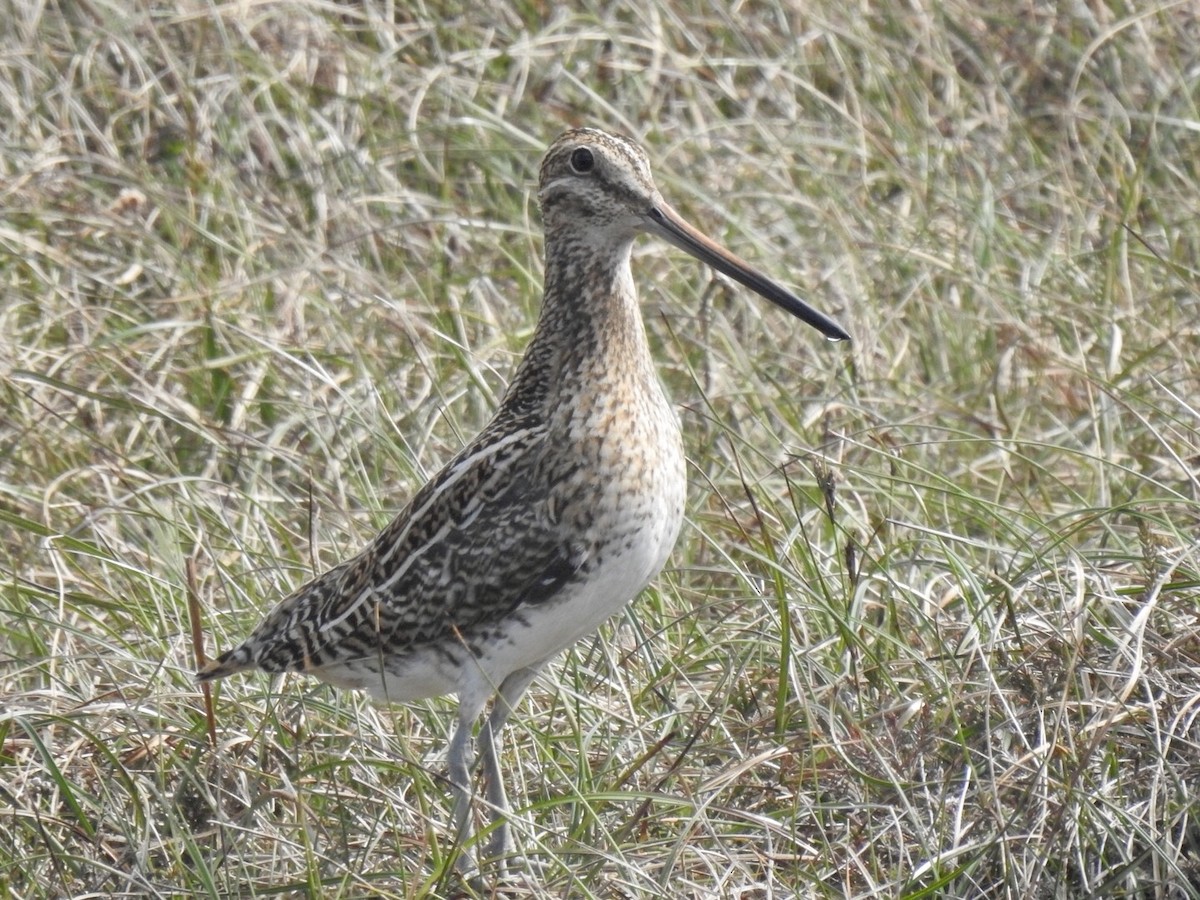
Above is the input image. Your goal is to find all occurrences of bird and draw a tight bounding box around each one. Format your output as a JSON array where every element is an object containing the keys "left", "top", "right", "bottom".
[{"left": 196, "top": 127, "right": 849, "bottom": 874}]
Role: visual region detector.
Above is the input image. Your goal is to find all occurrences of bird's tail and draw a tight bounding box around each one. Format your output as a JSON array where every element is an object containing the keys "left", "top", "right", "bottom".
[{"left": 195, "top": 646, "right": 256, "bottom": 682}]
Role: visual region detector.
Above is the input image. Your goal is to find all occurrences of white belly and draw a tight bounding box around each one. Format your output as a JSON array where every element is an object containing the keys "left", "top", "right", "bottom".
[{"left": 484, "top": 509, "right": 682, "bottom": 673}]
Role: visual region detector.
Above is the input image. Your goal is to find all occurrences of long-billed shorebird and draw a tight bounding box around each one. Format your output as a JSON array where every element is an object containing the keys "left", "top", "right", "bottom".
[{"left": 197, "top": 127, "right": 848, "bottom": 872}]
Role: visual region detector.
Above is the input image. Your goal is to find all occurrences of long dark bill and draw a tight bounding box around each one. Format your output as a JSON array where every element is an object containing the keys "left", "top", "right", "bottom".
[{"left": 647, "top": 202, "right": 850, "bottom": 342}]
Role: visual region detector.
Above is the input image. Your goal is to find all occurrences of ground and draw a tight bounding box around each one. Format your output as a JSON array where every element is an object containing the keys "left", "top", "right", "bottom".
[{"left": 1, "top": 2, "right": 1198, "bottom": 897}]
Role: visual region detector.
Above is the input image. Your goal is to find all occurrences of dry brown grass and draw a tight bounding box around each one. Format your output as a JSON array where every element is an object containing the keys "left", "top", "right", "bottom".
[{"left": 2, "top": 1, "right": 1198, "bottom": 897}]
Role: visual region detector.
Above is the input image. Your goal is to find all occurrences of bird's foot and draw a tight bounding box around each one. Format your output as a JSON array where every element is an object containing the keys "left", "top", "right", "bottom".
[{"left": 453, "top": 848, "right": 545, "bottom": 894}]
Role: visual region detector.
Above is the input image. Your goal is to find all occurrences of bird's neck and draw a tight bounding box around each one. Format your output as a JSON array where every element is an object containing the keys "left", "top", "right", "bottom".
[{"left": 503, "top": 230, "right": 659, "bottom": 415}]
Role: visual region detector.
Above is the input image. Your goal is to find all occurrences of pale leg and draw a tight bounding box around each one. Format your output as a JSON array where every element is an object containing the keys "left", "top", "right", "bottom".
[
  {"left": 448, "top": 692, "right": 488, "bottom": 874},
  {"left": 478, "top": 666, "right": 541, "bottom": 863}
]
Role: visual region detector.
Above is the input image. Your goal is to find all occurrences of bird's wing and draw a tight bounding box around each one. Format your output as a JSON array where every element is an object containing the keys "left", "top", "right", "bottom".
[{"left": 199, "top": 416, "right": 584, "bottom": 679}]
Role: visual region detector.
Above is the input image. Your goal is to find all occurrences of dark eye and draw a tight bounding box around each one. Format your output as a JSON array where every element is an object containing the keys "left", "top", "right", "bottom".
[{"left": 569, "top": 147, "right": 594, "bottom": 173}]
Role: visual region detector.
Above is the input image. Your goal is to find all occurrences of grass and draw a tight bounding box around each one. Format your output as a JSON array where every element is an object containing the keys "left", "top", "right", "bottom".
[{"left": 2, "top": 0, "right": 1198, "bottom": 896}]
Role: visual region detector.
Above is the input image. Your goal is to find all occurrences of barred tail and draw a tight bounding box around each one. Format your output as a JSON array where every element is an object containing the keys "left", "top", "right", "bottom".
[{"left": 196, "top": 645, "right": 257, "bottom": 682}]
